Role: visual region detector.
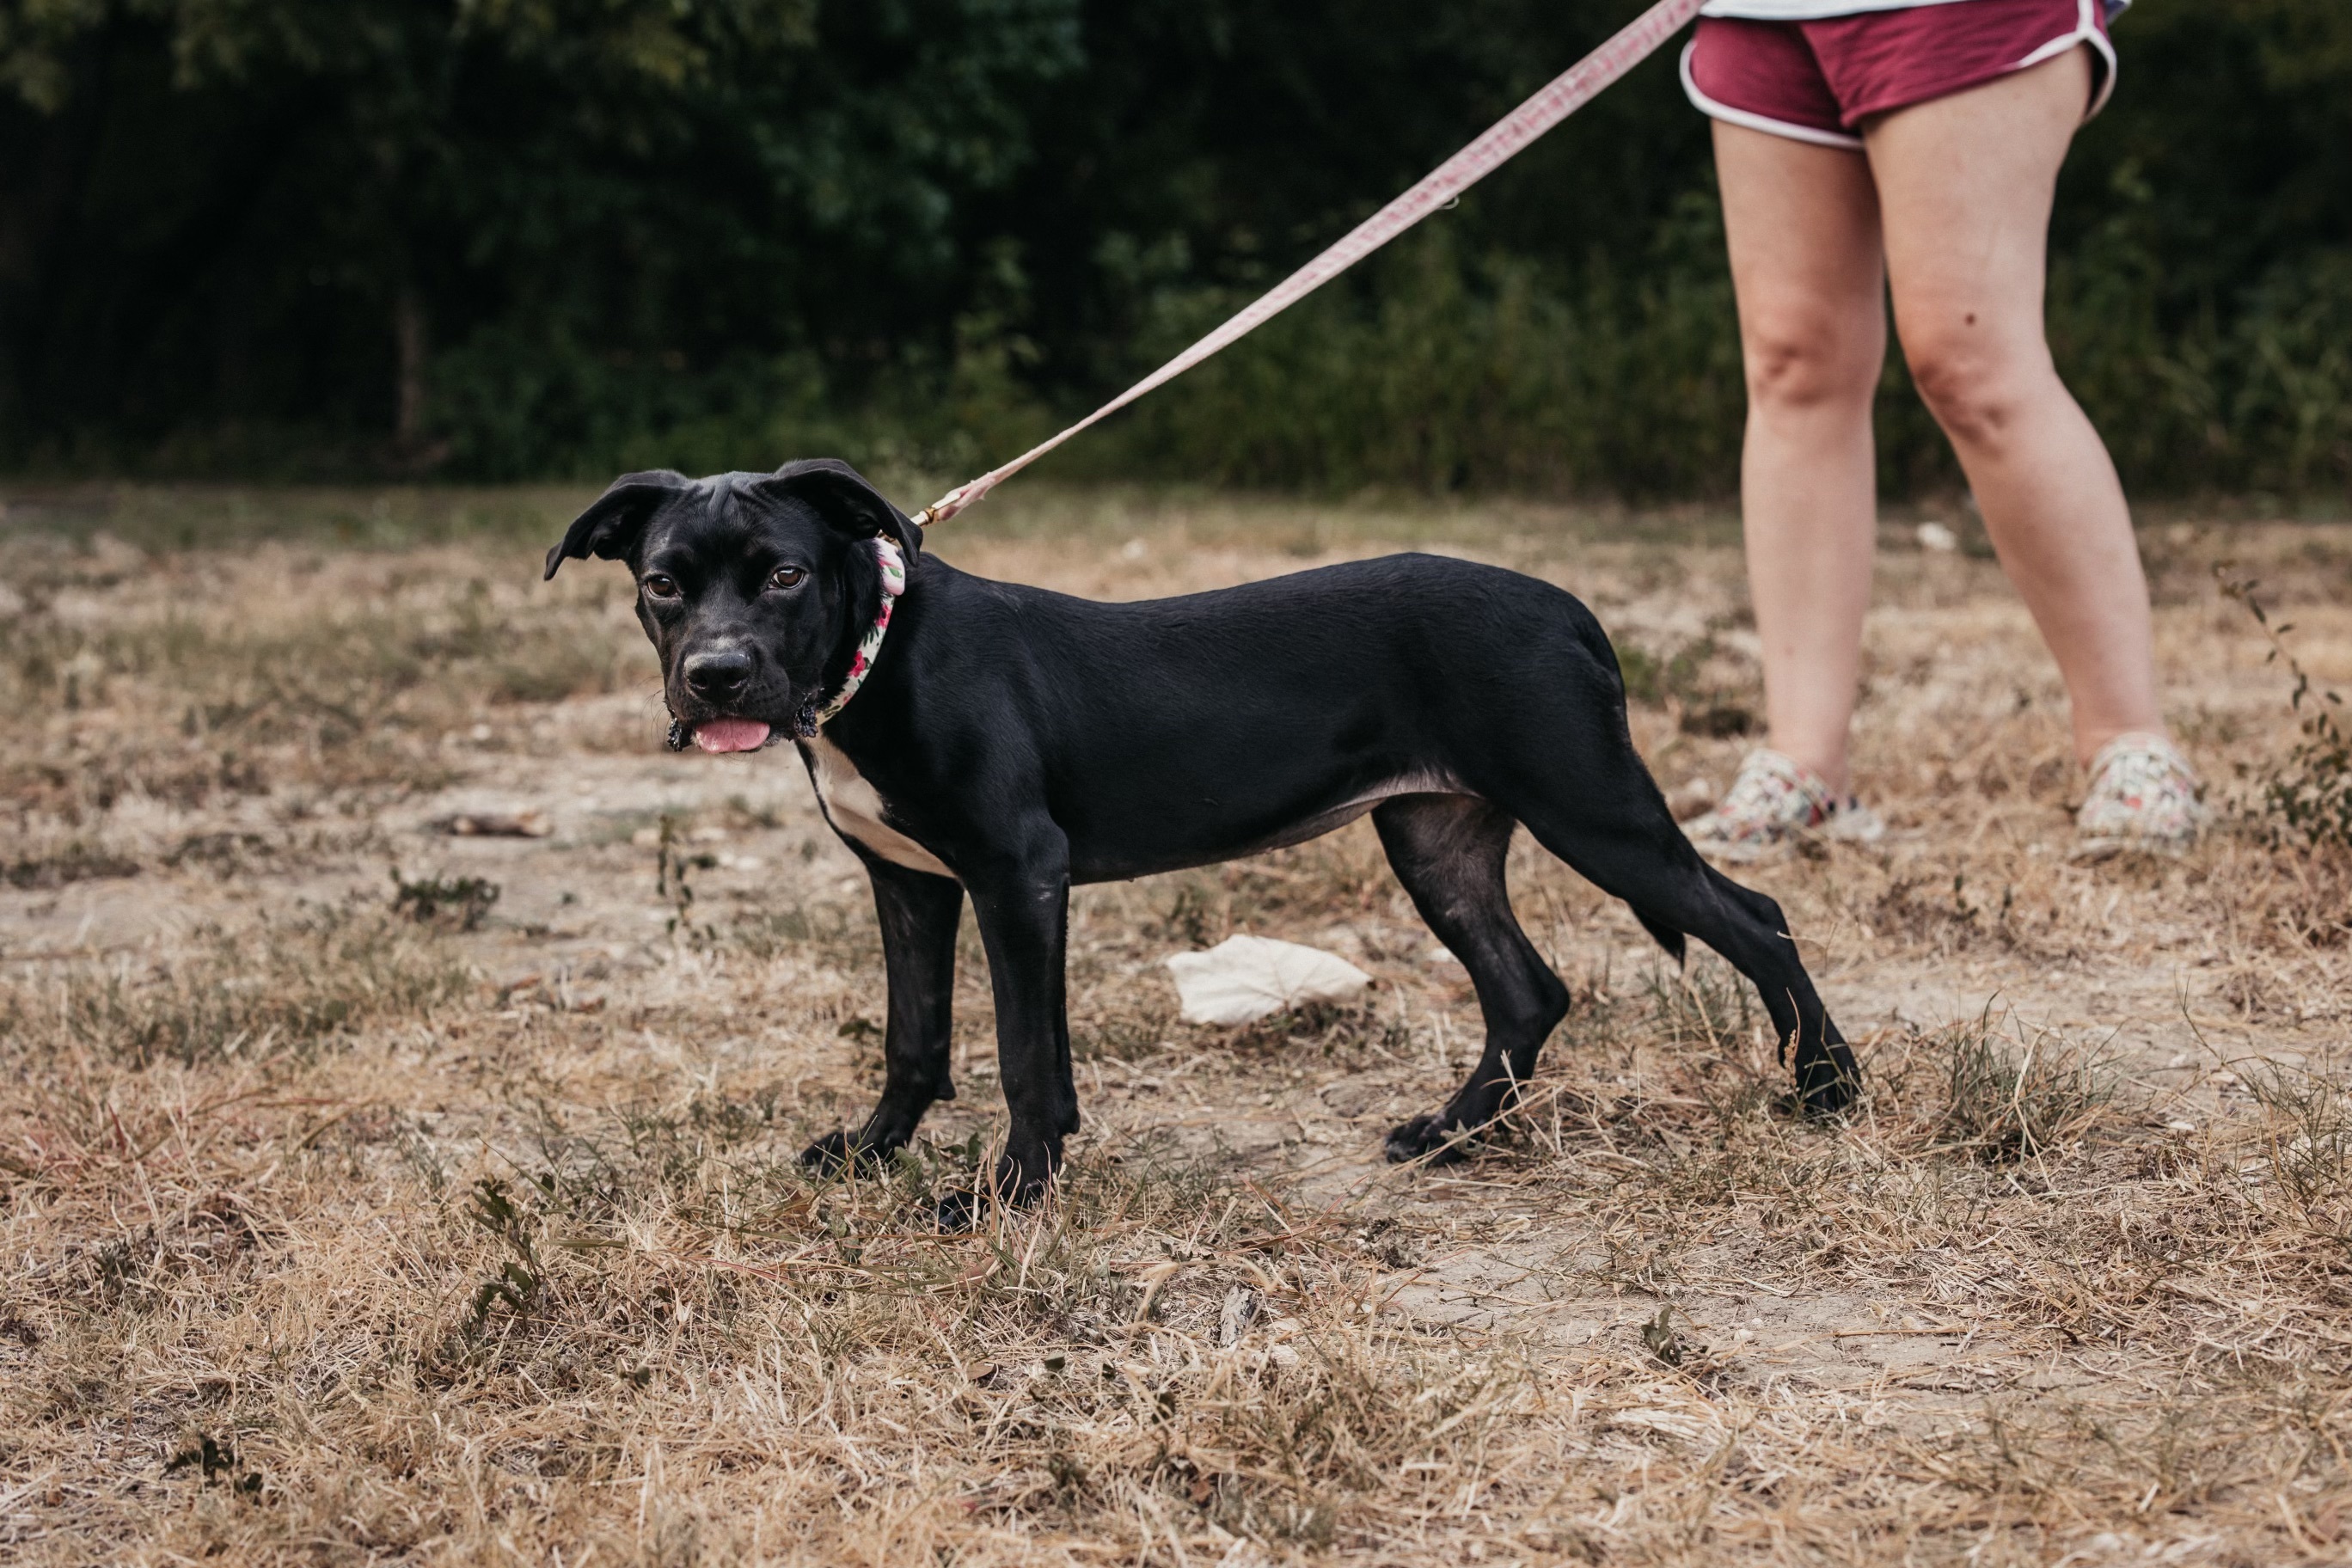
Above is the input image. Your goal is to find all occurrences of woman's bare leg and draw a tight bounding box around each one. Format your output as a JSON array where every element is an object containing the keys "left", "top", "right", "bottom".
[
  {"left": 1714, "top": 120, "right": 1886, "bottom": 796},
  {"left": 1865, "top": 50, "right": 2162, "bottom": 766}
]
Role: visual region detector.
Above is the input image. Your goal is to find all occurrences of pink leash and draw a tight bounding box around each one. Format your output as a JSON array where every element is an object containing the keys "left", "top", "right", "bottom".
[{"left": 913, "top": 0, "right": 1708, "bottom": 527}]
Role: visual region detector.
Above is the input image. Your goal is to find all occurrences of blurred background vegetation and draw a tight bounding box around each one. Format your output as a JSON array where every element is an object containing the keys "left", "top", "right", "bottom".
[{"left": 1, "top": 0, "right": 2345, "bottom": 502}]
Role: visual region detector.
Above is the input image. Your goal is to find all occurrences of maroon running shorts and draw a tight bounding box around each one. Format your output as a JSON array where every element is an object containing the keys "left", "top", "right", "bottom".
[{"left": 1681, "top": 0, "right": 2116, "bottom": 150}]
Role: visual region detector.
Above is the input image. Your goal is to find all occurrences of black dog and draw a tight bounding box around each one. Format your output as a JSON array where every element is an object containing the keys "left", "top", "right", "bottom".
[{"left": 546, "top": 461, "right": 1858, "bottom": 1223}]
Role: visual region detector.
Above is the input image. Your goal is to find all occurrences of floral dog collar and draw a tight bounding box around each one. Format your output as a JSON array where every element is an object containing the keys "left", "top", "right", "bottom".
[{"left": 798, "top": 536, "right": 907, "bottom": 737}]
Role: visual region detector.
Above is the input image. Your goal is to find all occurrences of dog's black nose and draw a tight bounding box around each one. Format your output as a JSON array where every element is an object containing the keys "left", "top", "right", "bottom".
[{"left": 683, "top": 648, "right": 754, "bottom": 701}]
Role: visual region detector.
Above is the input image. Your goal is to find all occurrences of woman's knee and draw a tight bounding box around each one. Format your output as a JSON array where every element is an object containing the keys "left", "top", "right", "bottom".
[
  {"left": 1902, "top": 323, "right": 2054, "bottom": 449},
  {"left": 1741, "top": 309, "right": 1883, "bottom": 415}
]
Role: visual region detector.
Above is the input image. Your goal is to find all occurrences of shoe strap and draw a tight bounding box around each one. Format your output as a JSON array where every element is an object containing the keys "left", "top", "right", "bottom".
[
  {"left": 2086, "top": 732, "right": 2196, "bottom": 790},
  {"left": 1722, "top": 748, "right": 1835, "bottom": 827}
]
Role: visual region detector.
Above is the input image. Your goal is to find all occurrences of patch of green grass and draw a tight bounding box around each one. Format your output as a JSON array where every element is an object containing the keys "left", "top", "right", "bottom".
[
  {"left": 392, "top": 870, "right": 501, "bottom": 931},
  {"left": 3, "top": 841, "right": 142, "bottom": 890},
  {"left": 1932, "top": 1013, "right": 2117, "bottom": 1162},
  {"left": 2239, "top": 1059, "right": 2352, "bottom": 1248},
  {"left": 1642, "top": 952, "right": 1755, "bottom": 1056},
  {"left": 0, "top": 484, "right": 596, "bottom": 553},
  {"left": 3, "top": 906, "right": 470, "bottom": 1069}
]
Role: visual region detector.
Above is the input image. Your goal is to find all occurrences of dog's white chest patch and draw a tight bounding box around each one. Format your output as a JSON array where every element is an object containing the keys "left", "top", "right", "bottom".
[{"left": 803, "top": 737, "right": 956, "bottom": 879}]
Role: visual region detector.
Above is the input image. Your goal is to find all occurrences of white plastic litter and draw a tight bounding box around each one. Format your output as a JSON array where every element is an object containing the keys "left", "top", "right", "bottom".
[{"left": 1164, "top": 934, "right": 1372, "bottom": 1026}]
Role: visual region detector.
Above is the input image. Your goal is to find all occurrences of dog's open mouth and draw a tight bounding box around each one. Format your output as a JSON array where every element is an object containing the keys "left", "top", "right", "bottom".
[
  {"left": 688, "top": 718, "right": 773, "bottom": 754},
  {"left": 666, "top": 712, "right": 802, "bottom": 754}
]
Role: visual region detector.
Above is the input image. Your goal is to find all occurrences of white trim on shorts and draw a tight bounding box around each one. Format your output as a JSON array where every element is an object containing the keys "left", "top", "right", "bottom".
[
  {"left": 2015, "top": 0, "right": 2119, "bottom": 119},
  {"left": 1681, "top": 0, "right": 2119, "bottom": 150},
  {"left": 1706, "top": 0, "right": 1969, "bottom": 17},
  {"left": 1701, "top": 0, "right": 2131, "bottom": 19},
  {"left": 1678, "top": 40, "right": 1865, "bottom": 150}
]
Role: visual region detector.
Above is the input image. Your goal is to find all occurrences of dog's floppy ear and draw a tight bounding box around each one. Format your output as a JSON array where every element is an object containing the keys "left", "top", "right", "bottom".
[
  {"left": 543, "top": 470, "right": 691, "bottom": 580},
  {"left": 758, "top": 459, "right": 924, "bottom": 559}
]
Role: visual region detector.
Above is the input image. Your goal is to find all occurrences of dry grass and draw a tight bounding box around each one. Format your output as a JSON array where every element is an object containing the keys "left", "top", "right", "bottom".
[{"left": 4, "top": 488, "right": 2352, "bottom": 1564}]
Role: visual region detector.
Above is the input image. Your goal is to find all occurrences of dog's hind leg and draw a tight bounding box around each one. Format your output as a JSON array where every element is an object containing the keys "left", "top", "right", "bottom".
[
  {"left": 1374, "top": 796, "right": 1572, "bottom": 1164},
  {"left": 803, "top": 854, "right": 964, "bottom": 1173},
  {"left": 1676, "top": 859, "right": 1859, "bottom": 1112},
  {"left": 1510, "top": 793, "right": 1859, "bottom": 1113}
]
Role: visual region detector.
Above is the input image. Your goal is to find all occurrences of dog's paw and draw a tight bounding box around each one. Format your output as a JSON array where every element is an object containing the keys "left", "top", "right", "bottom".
[
  {"left": 805, "top": 1130, "right": 898, "bottom": 1174},
  {"left": 1792, "top": 1044, "right": 1862, "bottom": 1118},
  {"left": 1384, "top": 1113, "right": 1476, "bottom": 1166},
  {"left": 803, "top": 1129, "right": 911, "bottom": 1175},
  {"left": 932, "top": 1184, "right": 989, "bottom": 1233},
  {"left": 933, "top": 1155, "right": 1053, "bottom": 1229},
  {"left": 800, "top": 1130, "right": 854, "bottom": 1173}
]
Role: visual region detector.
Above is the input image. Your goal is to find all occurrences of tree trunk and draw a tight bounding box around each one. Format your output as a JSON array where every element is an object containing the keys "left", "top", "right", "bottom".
[{"left": 394, "top": 285, "right": 426, "bottom": 452}]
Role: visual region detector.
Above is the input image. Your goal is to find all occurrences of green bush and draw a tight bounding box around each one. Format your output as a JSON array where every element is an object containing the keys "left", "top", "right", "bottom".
[{"left": 1, "top": 0, "right": 2345, "bottom": 502}]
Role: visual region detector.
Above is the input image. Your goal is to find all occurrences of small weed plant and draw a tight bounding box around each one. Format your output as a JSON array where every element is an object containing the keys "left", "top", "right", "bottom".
[
  {"left": 2218, "top": 567, "right": 2352, "bottom": 848},
  {"left": 1933, "top": 1011, "right": 2116, "bottom": 1162},
  {"left": 655, "top": 812, "right": 719, "bottom": 940},
  {"left": 392, "top": 867, "right": 501, "bottom": 930}
]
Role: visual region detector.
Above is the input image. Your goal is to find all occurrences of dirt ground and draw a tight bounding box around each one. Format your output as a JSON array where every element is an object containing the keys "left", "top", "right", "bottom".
[{"left": 3, "top": 485, "right": 2350, "bottom": 1566}]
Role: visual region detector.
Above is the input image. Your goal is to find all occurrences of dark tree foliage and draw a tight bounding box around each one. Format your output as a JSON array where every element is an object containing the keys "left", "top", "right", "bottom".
[
  {"left": 1, "top": 0, "right": 2346, "bottom": 494},
  {"left": 0, "top": 0, "right": 1083, "bottom": 472}
]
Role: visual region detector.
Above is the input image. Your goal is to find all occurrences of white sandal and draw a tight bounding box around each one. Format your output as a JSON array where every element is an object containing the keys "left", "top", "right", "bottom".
[
  {"left": 2073, "top": 732, "right": 2203, "bottom": 858},
  {"left": 1684, "top": 749, "right": 1884, "bottom": 864}
]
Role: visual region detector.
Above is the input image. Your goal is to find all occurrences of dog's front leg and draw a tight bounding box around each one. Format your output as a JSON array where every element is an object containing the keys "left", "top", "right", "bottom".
[
  {"left": 937, "top": 830, "right": 1075, "bottom": 1229},
  {"left": 803, "top": 855, "right": 964, "bottom": 1175}
]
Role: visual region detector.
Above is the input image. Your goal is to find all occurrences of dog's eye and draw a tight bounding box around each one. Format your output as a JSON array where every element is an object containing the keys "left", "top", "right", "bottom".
[
  {"left": 641, "top": 573, "right": 679, "bottom": 600},
  {"left": 768, "top": 566, "right": 806, "bottom": 591}
]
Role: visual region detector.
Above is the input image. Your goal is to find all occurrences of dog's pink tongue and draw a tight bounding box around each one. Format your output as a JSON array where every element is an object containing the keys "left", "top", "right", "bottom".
[{"left": 692, "top": 719, "right": 771, "bottom": 754}]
